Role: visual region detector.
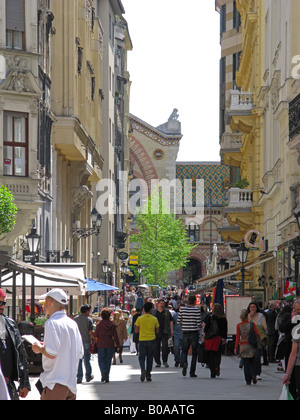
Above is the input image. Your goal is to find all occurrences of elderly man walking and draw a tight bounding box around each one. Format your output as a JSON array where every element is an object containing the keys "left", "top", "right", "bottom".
[{"left": 32, "top": 289, "right": 83, "bottom": 400}]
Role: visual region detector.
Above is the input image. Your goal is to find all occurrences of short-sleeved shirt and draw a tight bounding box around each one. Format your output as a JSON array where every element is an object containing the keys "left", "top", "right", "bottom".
[
  {"left": 40, "top": 311, "right": 84, "bottom": 395},
  {"left": 293, "top": 337, "right": 300, "bottom": 366},
  {"left": 74, "top": 314, "right": 93, "bottom": 343},
  {"left": 135, "top": 314, "right": 159, "bottom": 341}
]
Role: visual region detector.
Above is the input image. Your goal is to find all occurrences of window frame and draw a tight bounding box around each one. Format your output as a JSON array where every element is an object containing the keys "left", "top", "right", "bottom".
[{"left": 3, "top": 111, "right": 29, "bottom": 177}]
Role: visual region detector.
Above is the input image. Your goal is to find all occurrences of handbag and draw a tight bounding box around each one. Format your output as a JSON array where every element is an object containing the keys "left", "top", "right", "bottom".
[
  {"left": 248, "top": 321, "right": 258, "bottom": 348},
  {"left": 197, "top": 342, "right": 207, "bottom": 365},
  {"left": 279, "top": 385, "right": 294, "bottom": 400},
  {"left": 89, "top": 340, "right": 97, "bottom": 354}
]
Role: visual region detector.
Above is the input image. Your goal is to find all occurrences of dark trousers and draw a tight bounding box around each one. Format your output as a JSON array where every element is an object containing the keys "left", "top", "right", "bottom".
[
  {"left": 138, "top": 340, "right": 156, "bottom": 377},
  {"left": 154, "top": 334, "right": 169, "bottom": 364},
  {"left": 243, "top": 357, "right": 256, "bottom": 384},
  {"left": 7, "top": 380, "right": 19, "bottom": 400},
  {"left": 181, "top": 331, "right": 199, "bottom": 375},
  {"left": 268, "top": 333, "right": 278, "bottom": 361}
]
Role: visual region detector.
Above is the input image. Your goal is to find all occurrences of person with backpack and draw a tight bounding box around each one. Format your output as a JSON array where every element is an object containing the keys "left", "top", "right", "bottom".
[
  {"left": 234, "top": 309, "right": 261, "bottom": 385},
  {"left": 203, "top": 303, "right": 228, "bottom": 378}
]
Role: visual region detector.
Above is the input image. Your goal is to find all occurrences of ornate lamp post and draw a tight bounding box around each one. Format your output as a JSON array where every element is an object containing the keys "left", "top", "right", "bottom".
[
  {"left": 102, "top": 258, "right": 109, "bottom": 307},
  {"left": 120, "top": 262, "right": 127, "bottom": 309},
  {"left": 237, "top": 240, "right": 249, "bottom": 296},
  {"left": 26, "top": 227, "right": 41, "bottom": 323}
]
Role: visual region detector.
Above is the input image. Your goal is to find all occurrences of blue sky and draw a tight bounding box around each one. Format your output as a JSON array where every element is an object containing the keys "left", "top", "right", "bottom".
[{"left": 122, "top": 0, "right": 221, "bottom": 162}]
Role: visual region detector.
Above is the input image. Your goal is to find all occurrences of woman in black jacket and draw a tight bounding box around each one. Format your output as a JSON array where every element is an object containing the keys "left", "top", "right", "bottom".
[{"left": 203, "top": 303, "right": 228, "bottom": 378}]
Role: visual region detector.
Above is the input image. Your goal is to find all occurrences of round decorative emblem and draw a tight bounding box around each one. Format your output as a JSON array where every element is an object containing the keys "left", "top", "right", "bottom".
[{"left": 153, "top": 149, "right": 164, "bottom": 160}]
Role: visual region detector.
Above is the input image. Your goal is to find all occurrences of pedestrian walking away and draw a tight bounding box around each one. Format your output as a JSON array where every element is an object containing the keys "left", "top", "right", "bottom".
[
  {"left": 135, "top": 301, "right": 159, "bottom": 382},
  {"left": 0, "top": 288, "right": 31, "bottom": 400},
  {"left": 234, "top": 309, "right": 261, "bottom": 385},
  {"left": 170, "top": 302, "right": 184, "bottom": 367},
  {"left": 74, "top": 304, "right": 94, "bottom": 384},
  {"left": 265, "top": 303, "right": 279, "bottom": 363},
  {"left": 203, "top": 303, "right": 228, "bottom": 378},
  {"left": 152, "top": 299, "right": 173, "bottom": 367},
  {"left": 112, "top": 309, "right": 128, "bottom": 364},
  {"left": 94, "top": 307, "right": 120, "bottom": 383},
  {"left": 32, "top": 289, "right": 84, "bottom": 400},
  {"left": 177, "top": 295, "right": 201, "bottom": 377}
]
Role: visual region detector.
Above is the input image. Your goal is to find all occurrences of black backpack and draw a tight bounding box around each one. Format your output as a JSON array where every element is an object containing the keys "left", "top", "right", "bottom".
[{"left": 205, "top": 315, "right": 218, "bottom": 339}]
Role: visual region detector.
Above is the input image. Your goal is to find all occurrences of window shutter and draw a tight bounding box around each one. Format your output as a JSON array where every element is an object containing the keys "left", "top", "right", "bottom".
[{"left": 6, "top": 0, "right": 25, "bottom": 32}]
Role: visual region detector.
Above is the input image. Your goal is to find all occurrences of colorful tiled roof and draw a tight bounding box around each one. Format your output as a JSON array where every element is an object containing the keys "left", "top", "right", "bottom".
[{"left": 176, "top": 162, "right": 230, "bottom": 207}]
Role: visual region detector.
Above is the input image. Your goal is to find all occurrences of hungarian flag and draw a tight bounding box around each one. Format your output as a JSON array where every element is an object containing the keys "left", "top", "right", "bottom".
[{"left": 283, "top": 281, "right": 297, "bottom": 300}]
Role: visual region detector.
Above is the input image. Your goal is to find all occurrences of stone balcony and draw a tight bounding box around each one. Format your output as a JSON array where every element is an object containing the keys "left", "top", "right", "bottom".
[
  {"left": 227, "top": 187, "right": 253, "bottom": 209},
  {"left": 229, "top": 89, "right": 253, "bottom": 112},
  {"left": 222, "top": 188, "right": 254, "bottom": 235},
  {"left": 0, "top": 176, "right": 41, "bottom": 252},
  {"left": 220, "top": 131, "right": 243, "bottom": 166}
]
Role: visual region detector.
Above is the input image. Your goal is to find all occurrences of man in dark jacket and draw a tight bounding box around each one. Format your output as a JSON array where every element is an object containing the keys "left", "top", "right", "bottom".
[
  {"left": 0, "top": 288, "right": 31, "bottom": 400},
  {"left": 152, "top": 299, "right": 173, "bottom": 367},
  {"left": 265, "top": 303, "right": 279, "bottom": 362}
]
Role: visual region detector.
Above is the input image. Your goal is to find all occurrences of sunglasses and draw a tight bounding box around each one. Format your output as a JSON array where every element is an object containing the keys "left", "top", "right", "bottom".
[{"left": 0, "top": 301, "right": 7, "bottom": 306}]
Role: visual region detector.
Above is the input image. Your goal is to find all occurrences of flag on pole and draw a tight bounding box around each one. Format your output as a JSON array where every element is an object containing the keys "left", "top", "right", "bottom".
[
  {"left": 283, "top": 281, "right": 297, "bottom": 301},
  {"left": 213, "top": 279, "right": 224, "bottom": 310}
]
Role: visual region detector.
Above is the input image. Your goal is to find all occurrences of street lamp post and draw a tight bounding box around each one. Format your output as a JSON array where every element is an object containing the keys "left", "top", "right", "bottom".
[
  {"left": 138, "top": 265, "right": 143, "bottom": 285},
  {"left": 73, "top": 207, "right": 103, "bottom": 239},
  {"left": 61, "top": 249, "right": 73, "bottom": 264},
  {"left": 26, "top": 227, "right": 41, "bottom": 323},
  {"left": 102, "top": 258, "right": 109, "bottom": 307},
  {"left": 237, "top": 240, "right": 249, "bottom": 296},
  {"left": 120, "top": 262, "right": 127, "bottom": 309}
]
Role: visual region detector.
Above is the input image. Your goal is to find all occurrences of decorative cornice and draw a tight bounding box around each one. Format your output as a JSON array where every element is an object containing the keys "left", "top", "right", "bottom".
[{"left": 130, "top": 115, "right": 182, "bottom": 147}]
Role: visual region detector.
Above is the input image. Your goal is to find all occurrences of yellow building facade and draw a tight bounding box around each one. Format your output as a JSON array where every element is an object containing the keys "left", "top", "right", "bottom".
[
  {"left": 221, "top": 0, "right": 300, "bottom": 300},
  {"left": 50, "top": 0, "right": 104, "bottom": 277}
]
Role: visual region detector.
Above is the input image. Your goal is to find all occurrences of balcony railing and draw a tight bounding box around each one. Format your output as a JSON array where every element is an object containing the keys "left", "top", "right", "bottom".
[
  {"left": 229, "top": 89, "right": 253, "bottom": 111},
  {"left": 289, "top": 93, "right": 300, "bottom": 140},
  {"left": 227, "top": 188, "right": 253, "bottom": 209},
  {"left": 2, "top": 177, "right": 39, "bottom": 202}
]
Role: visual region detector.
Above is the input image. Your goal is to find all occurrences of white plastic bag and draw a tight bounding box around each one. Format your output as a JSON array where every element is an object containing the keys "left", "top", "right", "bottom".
[{"left": 279, "top": 385, "right": 294, "bottom": 400}]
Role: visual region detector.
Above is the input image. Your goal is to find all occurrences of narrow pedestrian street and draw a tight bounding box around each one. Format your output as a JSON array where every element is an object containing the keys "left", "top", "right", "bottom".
[{"left": 24, "top": 351, "right": 283, "bottom": 401}]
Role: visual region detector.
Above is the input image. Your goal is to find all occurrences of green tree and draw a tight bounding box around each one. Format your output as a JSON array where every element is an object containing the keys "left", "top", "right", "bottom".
[
  {"left": 0, "top": 185, "right": 18, "bottom": 236},
  {"left": 130, "top": 190, "right": 196, "bottom": 287}
]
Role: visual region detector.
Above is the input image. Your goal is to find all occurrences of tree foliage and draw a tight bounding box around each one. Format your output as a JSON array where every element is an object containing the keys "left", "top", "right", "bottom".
[
  {"left": 130, "top": 190, "right": 196, "bottom": 287},
  {"left": 0, "top": 185, "right": 18, "bottom": 236}
]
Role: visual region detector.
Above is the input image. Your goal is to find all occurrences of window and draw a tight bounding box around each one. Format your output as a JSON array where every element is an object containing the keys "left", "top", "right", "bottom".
[
  {"left": 220, "top": 5, "right": 226, "bottom": 35},
  {"left": 233, "top": 1, "right": 241, "bottom": 30},
  {"left": 186, "top": 224, "right": 200, "bottom": 242},
  {"left": 6, "top": 0, "right": 25, "bottom": 50},
  {"left": 3, "top": 112, "right": 28, "bottom": 177}
]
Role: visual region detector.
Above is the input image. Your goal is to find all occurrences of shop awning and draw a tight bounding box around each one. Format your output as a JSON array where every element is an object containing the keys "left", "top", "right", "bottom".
[
  {"left": 86, "top": 278, "right": 119, "bottom": 292},
  {"left": 0, "top": 259, "right": 86, "bottom": 297},
  {"left": 194, "top": 251, "right": 277, "bottom": 288}
]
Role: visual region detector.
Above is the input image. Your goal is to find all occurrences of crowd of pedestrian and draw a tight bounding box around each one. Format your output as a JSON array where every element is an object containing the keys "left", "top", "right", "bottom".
[{"left": 0, "top": 284, "right": 300, "bottom": 400}]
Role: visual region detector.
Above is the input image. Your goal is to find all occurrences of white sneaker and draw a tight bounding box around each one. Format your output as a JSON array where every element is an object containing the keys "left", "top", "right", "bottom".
[{"left": 256, "top": 375, "right": 262, "bottom": 380}]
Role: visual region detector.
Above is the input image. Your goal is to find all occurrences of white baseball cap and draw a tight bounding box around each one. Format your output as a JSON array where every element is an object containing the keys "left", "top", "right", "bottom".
[{"left": 40, "top": 288, "right": 69, "bottom": 305}]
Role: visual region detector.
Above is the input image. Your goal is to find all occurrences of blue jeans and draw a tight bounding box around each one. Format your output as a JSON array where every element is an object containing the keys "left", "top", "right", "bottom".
[
  {"left": 97, "top": 347, "right": 114, "bottom": 381},
  {"left": 138, "top": 340, "right": 155, "bottom": 377},
  {"left": 181, "top": 331, "right": 199, "bottom": 375},
  {"left": 77, "top": 342, "right": 92, "bottom": 382}
]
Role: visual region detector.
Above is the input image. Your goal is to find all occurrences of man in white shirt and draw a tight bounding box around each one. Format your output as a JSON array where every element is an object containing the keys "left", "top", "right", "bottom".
[{"left": 32, "top": 289, "right": 83, "bottom": 400}]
